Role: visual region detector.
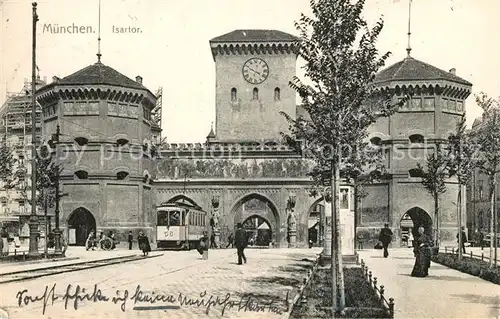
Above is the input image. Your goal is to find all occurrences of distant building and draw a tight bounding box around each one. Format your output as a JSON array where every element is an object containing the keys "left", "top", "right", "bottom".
[{"left": 0, "top": 76, "right": 46, "bottom": 242}]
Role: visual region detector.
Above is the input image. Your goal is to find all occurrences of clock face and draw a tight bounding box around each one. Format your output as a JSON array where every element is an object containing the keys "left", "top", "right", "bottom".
[{"left": 242, "top": 58, "right": 269, "bottom": 84}]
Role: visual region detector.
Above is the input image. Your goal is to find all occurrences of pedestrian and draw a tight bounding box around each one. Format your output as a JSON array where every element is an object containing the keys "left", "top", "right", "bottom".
[
  {"left": 411, "top": 226, "right": 432, "bottom": 277},
  {"left": 61, "top": 232, "right": 68, "bottom": 255},
  {"left": 478, "top": 229, "right": 484, "bottom": 250},
  {"left": 108, "top": 231, "right": 116, "bottom": 249},
  {"left": 378, "top": 223, "right": 393, "bottom": 258},
  {"left": 197, "top": 231, "right": 209, "bottom": 259},
  {"left": 226, "top": 233, "right": 234, "bottom": 248},
  {"left": 128, "top": 231, "right": 133, "bottom": 250},
  {"left": 86, "top": 230, "right": 95, "bottom": 251},
  {"left": 210, "top": 232, "right": 217, "bottom": 249},
  {"left": 1, "top": 227, "right": 9, "bottom": 256},
  {"left": 457, "top": 226, "right": 467, "bottom": 254},
  {"left": 234, "top": 223, "right": 247, "bottom": 265},
  {"left": 137, "top": 231, "right": 151, "bottom": 256}
]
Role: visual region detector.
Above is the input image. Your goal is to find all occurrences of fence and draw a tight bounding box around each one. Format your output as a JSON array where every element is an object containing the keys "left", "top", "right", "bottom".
[
  {"left": 360, "top": 259, "right": 395, "bottom": 318},
  {"left": 444, "top": 246, "right": 498, "bottom": 263}
]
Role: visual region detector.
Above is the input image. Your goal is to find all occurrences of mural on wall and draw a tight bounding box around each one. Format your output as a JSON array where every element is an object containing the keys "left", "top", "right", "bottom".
[{"left": 155, "top": 158, "right": 315, "bottom": 179}]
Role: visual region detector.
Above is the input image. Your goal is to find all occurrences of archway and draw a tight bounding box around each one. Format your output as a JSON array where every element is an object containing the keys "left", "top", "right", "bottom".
[
  {"left": 400, "top": 207, "right": 433, "bottom": 240},
  {"left": 165, "top": 194, "right": 199, "bottom": 207},
  {"left": 242, "top": 215, "right": 272, "bottom": 246},
  {"left": 231, "top": 194, "right": 279, "bottom": 246},
  {"left": 308, "top": 202, "right": 324, "bottom": 247},
  {"left": 67, "top": 207, "right": 96, "bottom": 246}
]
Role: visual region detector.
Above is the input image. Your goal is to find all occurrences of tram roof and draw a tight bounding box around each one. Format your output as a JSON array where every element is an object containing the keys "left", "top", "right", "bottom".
[{"left": 156, "top": 201, "right": 205, "bottom": 212}]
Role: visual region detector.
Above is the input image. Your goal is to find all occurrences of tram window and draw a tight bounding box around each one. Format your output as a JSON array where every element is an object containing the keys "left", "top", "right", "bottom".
[
  {"left": 181, "top": 211, "right": 186, "bottom": 226},
  {"left": 157, "top": 211, "right": 168, "bottom": 226},
  {"left": 188, "top": 213, "right": 192, "bottom": 225},
  {"left": 169, "top": 211, "right": 181, "bottom": 226}
]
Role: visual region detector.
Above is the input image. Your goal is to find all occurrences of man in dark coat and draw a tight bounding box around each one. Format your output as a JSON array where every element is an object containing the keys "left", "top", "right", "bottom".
[
  {"left": 234, "top": 223, "right": 247, "bottom": 265},
  {"left": 457, "top": 226, "right": 467, "bottom": 254},
  {"left": 128, "top": 231, "right": 133, "bottom": 250},
  {"left": 378, "top": 223, "right": 393, "bottom": 258}
]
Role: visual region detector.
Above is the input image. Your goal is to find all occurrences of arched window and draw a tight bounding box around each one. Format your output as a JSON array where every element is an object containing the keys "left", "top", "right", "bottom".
[
  {"left": 74, "top": 137, "right": 88, "bottom": 146},
  {"left": 117, "top": 171, "right": 129, "bottom": 180},
  {"left": 231, "top": 88, "right": 237, "bottom": 101},
  {"left": 274, "top": 87, "right": 280, "bottom": 100},
  {"left": 408, "top": 168, "right": 424, "bottom": 178},
  {"left": 370, "top": 137, "right": 382, "bottom": 146},
  {"left": 116, "top": 138, "right": 129, "bottom": 146},
  {"left": 253, "top": 88, "right": 259, "bottom": 100},
  {"left": 409, "top": 134, "right": 425, "bottom": 144},
  {"left": 75, "top": 170, "right": 89, "bottom": 179}
]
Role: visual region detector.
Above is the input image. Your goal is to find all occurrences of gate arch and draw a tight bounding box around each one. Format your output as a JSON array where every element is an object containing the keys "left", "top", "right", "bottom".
[
  {"left": 401, "top": 206, "right": 433, "bottom": 238},
  {"left": 231, "top": 193, "right": 280, "bottom": 245},
  {"left": 67, "top": 207, "right": 96, "bottom": 246},
  {"left": 164, "top": 194, "right": 199, "bottom": 207}
]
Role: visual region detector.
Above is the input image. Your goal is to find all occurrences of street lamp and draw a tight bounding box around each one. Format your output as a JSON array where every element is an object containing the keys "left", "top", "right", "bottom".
[{"left": 28, "top": 2, "right": 39, "bottom": 257}]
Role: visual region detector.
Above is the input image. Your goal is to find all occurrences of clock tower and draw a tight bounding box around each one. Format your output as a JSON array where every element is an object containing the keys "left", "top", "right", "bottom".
[{"left": 209, "top": 29, "right": 299, "bottom": 142}]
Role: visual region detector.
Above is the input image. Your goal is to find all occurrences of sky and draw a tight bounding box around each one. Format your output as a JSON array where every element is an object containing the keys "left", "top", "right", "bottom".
[{"left": 1, "top": 0, "right": 499, "bottom": 143}]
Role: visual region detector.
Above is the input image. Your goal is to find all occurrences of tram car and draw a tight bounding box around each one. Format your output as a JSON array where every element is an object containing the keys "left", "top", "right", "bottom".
[{"left": 156, "top": 202, "right": 207, "bottom": 249}]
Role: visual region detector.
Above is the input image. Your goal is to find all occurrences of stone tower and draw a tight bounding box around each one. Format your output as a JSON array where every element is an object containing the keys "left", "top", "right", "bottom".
[
  {"left": 360, "top": 55, "right": 472, "bottom": 244},
  {"left": 36, "top": 61, "right": 158, "bottom": 245},
  {"left": 209, "top": 29, "right": 299, "bottom": 142}
]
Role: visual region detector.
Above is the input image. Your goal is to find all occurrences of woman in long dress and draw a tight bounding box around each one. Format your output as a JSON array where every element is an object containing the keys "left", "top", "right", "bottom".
[
  {"left": 1, "top": 227, "right": 9, "bottom": 256},
  {"left": 138, "top": 231, "right": 151, "bottom": 256},
  {"left": 411, "top": 226, "right": 433, "bottom": 277}
]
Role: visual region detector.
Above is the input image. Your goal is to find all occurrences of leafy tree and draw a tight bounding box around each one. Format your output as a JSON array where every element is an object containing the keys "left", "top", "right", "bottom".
[
  {"left": 0, "top": 140, "right": 17, "bottom": 189},
  {"left": 281, "top": 0, "right": 404, "bottom": 313},
  {"left": 417, "top": 144, "right": 448, "bottom": 247},
  {"left": 469, "top": 92, "right": 500, "bottom": 267},
  {"left": 447, "top": 115, "right": 480, "bottom": 260}
]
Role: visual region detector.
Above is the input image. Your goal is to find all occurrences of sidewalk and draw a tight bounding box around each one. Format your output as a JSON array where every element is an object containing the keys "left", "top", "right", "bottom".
[
  {"left": 0, "top": 246, "right": 151, "bottom": 275},
  {"left": 358, "top": 248, "right": 500, "bottom": 318}
]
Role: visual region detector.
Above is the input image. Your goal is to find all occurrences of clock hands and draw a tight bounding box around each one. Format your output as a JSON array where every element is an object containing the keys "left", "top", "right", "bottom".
[{"left": 248, "top": 67, "right": 261, "bottom": 76}]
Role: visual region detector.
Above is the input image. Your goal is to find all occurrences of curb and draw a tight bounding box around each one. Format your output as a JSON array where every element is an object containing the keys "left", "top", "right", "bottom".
[
  {"left": 281, "top": 254, "right": 320, "bottom": 319},
  {"left": 0, "top": 256, "right": 80, "bottom": 267}
]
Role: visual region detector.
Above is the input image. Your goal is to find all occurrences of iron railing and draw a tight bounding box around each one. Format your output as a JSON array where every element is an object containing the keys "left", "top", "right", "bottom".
[{"left": 360, "top": 259, "right": 395, "bottom": 318}]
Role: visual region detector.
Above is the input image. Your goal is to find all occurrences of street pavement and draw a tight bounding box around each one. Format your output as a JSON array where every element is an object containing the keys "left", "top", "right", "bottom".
[
  {"left": 358, "top": 248, "right": 500, "bottom": 319},
  {"left": 0, "top": 247, "right": 321, "bottom": 319}
]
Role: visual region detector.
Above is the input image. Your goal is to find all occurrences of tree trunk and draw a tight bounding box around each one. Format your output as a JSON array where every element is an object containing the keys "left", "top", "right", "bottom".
[
  {"left": 458, "top": 185, "right": 463, "bottom": 261},
  {"left": 331, "top": 160, "right": 345, "bottom": 314},
  {"left": 330, "top": 162, "right": 337, "bottom": 316},
  {"left": 489, "top": 173, "right": 495, "bottom": 268},
  {"left": 434, "top": 194, "right": 439, "bottom": 247}
]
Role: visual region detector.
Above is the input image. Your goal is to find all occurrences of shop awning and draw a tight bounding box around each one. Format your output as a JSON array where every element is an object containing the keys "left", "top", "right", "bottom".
[
  {"left": 257, "top": 223, "right": 270, "bottom": 230},
  {"left": 308, "top": 219, "right": 318, "bottom": 229},
  {"left": 0, "top": 216, "right": 20, "bottom": 222}
]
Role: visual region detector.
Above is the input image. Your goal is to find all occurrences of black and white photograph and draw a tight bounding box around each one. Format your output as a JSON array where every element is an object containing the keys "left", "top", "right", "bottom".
[{"left": 0, "top": 0, "right": 499, "bottom": 318}]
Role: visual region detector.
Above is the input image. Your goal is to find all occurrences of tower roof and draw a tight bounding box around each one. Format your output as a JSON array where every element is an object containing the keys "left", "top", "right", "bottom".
[
  {"left": 374, "top": 57, "right": 472, "bottom": 86},
  {"left": 206, "top": 124, "right": 216, "bottom": 139},
  {"left": 210, "top": 29, "right": 299, "bottom": 43},
  {"left": 56, "top": 62, "right": 147, "bottom": 90}
]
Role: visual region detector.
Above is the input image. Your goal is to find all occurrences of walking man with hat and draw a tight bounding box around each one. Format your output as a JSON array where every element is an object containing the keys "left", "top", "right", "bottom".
[{"left": 234, "top": 223, "right": 247, "bottom": 265}]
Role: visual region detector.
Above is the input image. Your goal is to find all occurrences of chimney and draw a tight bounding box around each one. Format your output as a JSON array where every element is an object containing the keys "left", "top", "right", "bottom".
[
  {"left": 136, "top": 76, "right": 143, "bottom": 84},
  {"left": 43, "top": 76, "right": 47, "bottom": 83},
  {"left": 449, "top": 68, "right": 456, "bottom": 75}
]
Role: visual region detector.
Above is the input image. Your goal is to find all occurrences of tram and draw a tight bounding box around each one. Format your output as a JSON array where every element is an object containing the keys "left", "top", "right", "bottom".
[{"left": 156, "top": 202, "right": 207, "bottom": 250}]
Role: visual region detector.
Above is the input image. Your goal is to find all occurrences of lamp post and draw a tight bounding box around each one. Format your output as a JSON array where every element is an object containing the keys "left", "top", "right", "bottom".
[
  {"left": 50, "top": 124, "right": 63, "bottom": 254},
  {"left": 287, "top": 191, "right": 297, "bottom": 248},
  {"left": 28, "top": 2, "right": 40, "bottom": 257}
]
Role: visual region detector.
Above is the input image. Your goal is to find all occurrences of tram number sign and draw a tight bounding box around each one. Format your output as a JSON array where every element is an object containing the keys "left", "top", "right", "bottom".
[{"left": 164, "top": 231, "right": 174, "bottom": 237}]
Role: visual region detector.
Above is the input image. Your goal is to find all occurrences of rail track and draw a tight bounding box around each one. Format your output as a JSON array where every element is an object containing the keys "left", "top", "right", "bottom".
[{"left": 0, "top": 253, "right": 162, "bottom": 285}]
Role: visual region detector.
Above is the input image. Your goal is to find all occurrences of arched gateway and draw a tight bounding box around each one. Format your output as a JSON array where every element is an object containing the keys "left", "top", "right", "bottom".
[
  {"left": 67, "top": 207, "right": 96, "bottom": 246},
  {"left": 400, "top": 207, "right": 433, "bottom": 239},
  {"left": 231, "top": 193, "right": 279, "bottom": 246}
]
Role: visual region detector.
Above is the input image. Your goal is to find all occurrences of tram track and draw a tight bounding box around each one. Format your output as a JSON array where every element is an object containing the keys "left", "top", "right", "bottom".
[{"left": 0, "top": 253, "right": 163, "bottom": 285}]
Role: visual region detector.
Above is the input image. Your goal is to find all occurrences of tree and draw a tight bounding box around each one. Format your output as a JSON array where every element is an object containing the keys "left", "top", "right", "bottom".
[
  {"left": 280, "top": 0, "right": 404, "bottom": 314},
  {"left": 0, "top": 140, "right": 17, "bottom": 189},
  {"left": 447, "top": 115, "right": 480, "bottom": 260},
  {"left": 417, "top": 144, "right": 448, "bottom": 247},
  {"left": 470, "top": 92, "right": 500, "bottom": 267}
]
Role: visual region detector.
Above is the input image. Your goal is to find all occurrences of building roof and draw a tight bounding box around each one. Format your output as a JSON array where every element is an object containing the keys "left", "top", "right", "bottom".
[
  {"left": 210, "top": 29, "right": 299, "bottom": 43},
  {"left": 206, "top": 125, "right": 216, "bottom": 139},
  {"left": 374, "top": 57, "right": 472, "bottom": 86},
  {"left": 56, "top": 62, "right": 147, "bottom": 90}
]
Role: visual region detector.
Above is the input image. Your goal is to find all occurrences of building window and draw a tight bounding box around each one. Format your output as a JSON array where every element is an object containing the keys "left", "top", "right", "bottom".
[
  {"left": 75, "top": 170, "right": 89, "bottom": 179},
  {"left": 19, "top": 201, "right": 25, "bottom": 214},
  {"left": 253, "top": 88, "right": 259, "bottom": 100},
  {"left": 408, "top": 168, "right": 424, "bottom": 178},
  {"left": 117, "top": 171, "right": 129, "bottom": 180},
  {"left": 231, "top": 88, "right": 237, "bottom": 101},
  {"left": 116, "top": 138, "right": 129, "bottom": 146},
  {"left": 74, "top": 137, "right": 89, "bottom": 146},
  {"left": 274, "top": 87, "right": 280, "bottom": 100},
  {"left": 478, "top": 180, "right": 483, "bottom": 200},
  {"left": 409, "top": 134, "right": 424, "bottom": 144},
  {"left": 143, "top": 107, "right": 152, "bottom": 120}
]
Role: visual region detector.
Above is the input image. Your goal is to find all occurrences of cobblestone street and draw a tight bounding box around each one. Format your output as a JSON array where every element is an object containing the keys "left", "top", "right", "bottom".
[{"left": 0, "top": 248, "right": 321, "bottom": 319}]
